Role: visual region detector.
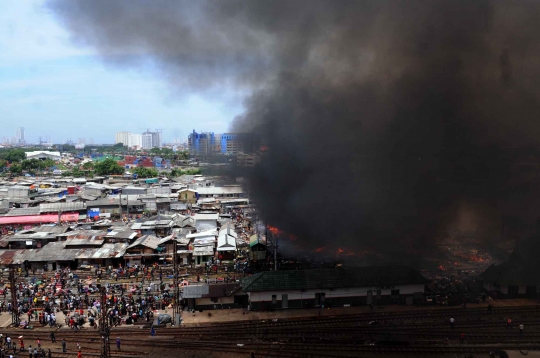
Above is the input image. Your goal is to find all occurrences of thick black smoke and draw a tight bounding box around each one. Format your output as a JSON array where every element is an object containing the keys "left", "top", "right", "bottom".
[{"left": 48, "top": 0, "right": 540, "bottom": 261}]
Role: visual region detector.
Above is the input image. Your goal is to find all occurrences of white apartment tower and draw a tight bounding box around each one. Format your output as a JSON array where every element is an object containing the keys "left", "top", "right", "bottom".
[
  {"left": 115, "top": 132, "right": 130, "bottom": 146},
  {"left": 142, "top": 133, "right": 153, "bottom": 149}
]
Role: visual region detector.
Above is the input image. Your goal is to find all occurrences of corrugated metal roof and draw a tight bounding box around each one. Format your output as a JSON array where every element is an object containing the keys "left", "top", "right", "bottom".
[
  {"left": 187, "top": 230, "right": 217, "bottom": 239},
  {"left": 196, "top": 186, "right": 244, "bottom": 195},
  {"left": 0, "top": 250, "right": 18, "bottom": 265},
  {"left": 9, "top": 232, "right": 57, "bottom": 240},
  {"left": 14, "top": 242, "right": 77, "bottom": 263},
  {"left": 3, "top": 207, "right": 41, "bottom": 217},
  {"left": 127, "top": 235, "right": 160, "bottom": 250},
  {"left": 40, "top": 202, "right": 86, "bottom": 213},
  {"left": 64, "top": 236, "right": 105, "bottom": 246},
  {"left": 242, "top": 266, "right": 430, "bottom": 292},
  {"left": 33, "top": 225, "right": 69, "bottom": 234},
  {"left": 105, "top": 229, "right": 138, "bottom": 240},
  {"left": 194, "top": 213, "right": 219, "bottom": 221},
  {"left": 75, "top": 243, "right": 128, "bottom": 259}
]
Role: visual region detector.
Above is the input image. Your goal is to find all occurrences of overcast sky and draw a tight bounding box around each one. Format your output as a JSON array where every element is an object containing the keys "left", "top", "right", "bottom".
[{"left": 0, "top": 0, "right": 242, "bottom": 144}]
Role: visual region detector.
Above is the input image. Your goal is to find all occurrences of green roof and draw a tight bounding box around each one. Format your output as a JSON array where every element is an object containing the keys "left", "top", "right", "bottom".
[
  {"left": 249, "top": 234, "right": 266, "bottom": 248},
  {"left": 241, "top": 266, "right": 429, "bottom": 292},
  {"left": 94, "top": 156, "right": 122, "bottom": 162}
]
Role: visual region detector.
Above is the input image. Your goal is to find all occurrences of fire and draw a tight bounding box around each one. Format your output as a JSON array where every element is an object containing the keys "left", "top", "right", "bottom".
[
  {"left": 439, "top": 265, "right": 446, "bottom": 271},
  {"left": 468, "top": 255, "right": 485, "bottom": 263},
  {"left": 336, "top": 248, "right": 357, "bottom": 256},
  {"left": 267, "top": 225, "right": 298, "bottom": 241},
  {"left": 315, "top": 247, "right": 325, "bottom": 253},
  {"left": 267, "top": 225, "right": 283, "bottom": 236}
]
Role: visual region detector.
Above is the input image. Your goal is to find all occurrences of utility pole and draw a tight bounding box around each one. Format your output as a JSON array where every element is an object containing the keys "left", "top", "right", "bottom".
[
  {"left": 274, "top": 236, "right": 278, "bottom": 271},
  {"left": 9, "top": 265, "right": 19, "bottom": 327},
  {"left": 118, "top": 192, "right": 122, "bottom": 220},
  {"left": 172, "top": 240, "right": 180, "bottom": 325},
  {"left": 99, "top": 287, "right": 111, "bottom": 358}
]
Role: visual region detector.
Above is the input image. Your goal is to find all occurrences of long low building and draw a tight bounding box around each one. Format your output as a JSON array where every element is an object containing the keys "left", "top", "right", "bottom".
[
  {"left": 25, "top": 151, "right": 61, "bottom": 161},
  {"left": 242, "top": 266, "right": 429, "bottom": 310}
]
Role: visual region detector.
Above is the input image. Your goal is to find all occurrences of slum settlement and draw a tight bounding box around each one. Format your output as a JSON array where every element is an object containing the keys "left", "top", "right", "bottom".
[{"left": 0, "top": 173, "right": 439, "bottom": 312}]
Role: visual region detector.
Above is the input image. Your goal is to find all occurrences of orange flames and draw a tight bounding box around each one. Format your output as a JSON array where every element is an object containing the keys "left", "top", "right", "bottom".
[
  {"left": 267, "top": 225, "right": 283, "bottom": 236},
  {"left": 267, "top": 225, "right": 298, "bottom": 241},
  {"left": 336, "top": 248, "right": 358, "bottom": 256}
]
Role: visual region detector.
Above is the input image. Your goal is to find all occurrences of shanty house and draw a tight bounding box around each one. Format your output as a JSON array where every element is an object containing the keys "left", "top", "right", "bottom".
[
  {"left": 194, "top": 213, "right": 219, "bottom": 231},
  {"left": 188, "top": 230, "right": 217, "bottom": 265},
  {"left": 75, "top": 243, "right": 128, "bottom": 268},
  {"left": 249, "top": 234, "right": 267, "bottom": 261},
  {"left": 242, "top": 266, "right": 429, "bottom": 310},
  {"left": 217, "top": 225, "right": 237, "bottom": 261},
  {"left": 178, "top": 188, "right": 198, "bottom": 204},
  {"left": 124, "top": 235, "right": 160, "bottom": 266}
]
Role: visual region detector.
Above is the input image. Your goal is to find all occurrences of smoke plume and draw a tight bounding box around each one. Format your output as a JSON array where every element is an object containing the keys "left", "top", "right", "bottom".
[{"left": 48, "top": 0, "right": 540, "bottom": 261}]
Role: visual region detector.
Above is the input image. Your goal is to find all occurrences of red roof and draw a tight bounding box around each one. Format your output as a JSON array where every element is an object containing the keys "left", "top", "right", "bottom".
[{"left": 0, "top": 213, "right": 79, "bottom": 225}]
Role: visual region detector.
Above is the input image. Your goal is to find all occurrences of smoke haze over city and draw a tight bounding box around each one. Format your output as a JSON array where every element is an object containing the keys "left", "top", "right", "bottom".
[{"left": 47, "top": 0, "right": 540, "bottom": 261}]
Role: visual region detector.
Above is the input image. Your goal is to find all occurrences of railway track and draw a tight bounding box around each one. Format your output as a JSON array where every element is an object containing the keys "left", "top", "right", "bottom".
[{"left": 2, "top": 304, "right": 540, "bottom": 356}]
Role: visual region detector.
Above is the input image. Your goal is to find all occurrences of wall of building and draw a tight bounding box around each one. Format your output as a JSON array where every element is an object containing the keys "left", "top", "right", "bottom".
[{"left": 247, "top": 284, "right": 425, "bottom": 309}]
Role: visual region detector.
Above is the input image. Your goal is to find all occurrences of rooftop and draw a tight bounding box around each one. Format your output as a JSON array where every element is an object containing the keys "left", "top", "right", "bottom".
[{"left": 242, "top": 266, "right": 429, "bottom": 292}]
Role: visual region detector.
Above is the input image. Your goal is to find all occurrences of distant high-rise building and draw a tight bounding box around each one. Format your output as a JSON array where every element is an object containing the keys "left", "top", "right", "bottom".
[
  {"left": 78, "top": 138, "right": 86, "bottom": 145},
  {"left": 115, "top": 132, "right": 130, "bottom": 146},
  {"left": 151, "top": 131, "right": 162, "bottom": 148},
  {"left": 16, "top": 127, "right": 25, "bottom": 144},
  {"left": 88, "top": 138, "right": 94, "bottom": 145},
  {"left": 188, "top": 130, "right": 215, "bottom": 156},
  {"left": 220, "top": 133, "right": 256, "bottom": 154},
  {"left": 128, "top": 133, "right": 142, "bottom": 149},
  {"left": 142, "top": 133, "right": 153, "bottom": 149}
]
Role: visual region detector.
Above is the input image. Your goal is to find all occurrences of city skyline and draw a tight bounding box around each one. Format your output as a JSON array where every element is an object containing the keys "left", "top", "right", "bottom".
[{"left": 0, "top": 1, "right": 243, "bottom": 144}]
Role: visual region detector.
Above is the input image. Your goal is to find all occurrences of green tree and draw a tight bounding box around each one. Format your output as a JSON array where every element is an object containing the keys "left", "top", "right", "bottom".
[
  {"left": 0, "top": 159, "right": 7, "bottom": 171},
  {"left": 94, "top": 158, "right": 125, "bottom": 175},
  {"left": 169, "top": 167, "right": 201, "bottom": 176},
  {"left": 41, "top": 159, "right": 56, "bottom": 171},
  {"left": 9, "top": 163, "right": 22, "bottom": 175},
  {"left": 0, "top": 149, "right": 26, "bottom": 163},
  {"left": 81, "top": 161, "right": 94, "bottom": 170},
  {"left": 72, "top": 165, "right": 84, "bottom": 177},
  {"left": 132, "top": 166, "right": 159, "bottom": 178}
]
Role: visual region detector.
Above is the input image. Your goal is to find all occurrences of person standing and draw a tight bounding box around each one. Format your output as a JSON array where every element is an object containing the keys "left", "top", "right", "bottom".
[
  {"left": 116, "top": 338, "right": 121, "bottom": 350},
  {"left": 6, "top": 336, "right": 11, "bottom": 349},
  {"left": 61, "top": 339, "right": 66, "bottom": 353},
  {"left": 507, "top": 317, "right": 512, "bottom": 329},
  {"left": 150, "top": 326, "right": 155, "bottom": 336},
  {"left": 49, "top": 332, "right": 56, "bottom": 343},
  {"left": 460, "top": 333, "right": 465, "bottom": 344},
  {"left": 450, "top": 317, "right": 455, "bottom": 329},
  {"left": 519, "top": 323, "right": 524, "bottom": 336},
  {"left": 77, "top": 350, "right": 82, "bottom": 358}
]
